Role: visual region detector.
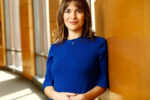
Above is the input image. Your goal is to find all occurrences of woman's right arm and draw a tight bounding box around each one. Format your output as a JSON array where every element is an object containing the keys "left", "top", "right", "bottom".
[
  {"left": 44, "top": 86, "right": 57, "bottom": 99},
  {"left": 44, "top": 86, "right": 77, "bottom": 100}
]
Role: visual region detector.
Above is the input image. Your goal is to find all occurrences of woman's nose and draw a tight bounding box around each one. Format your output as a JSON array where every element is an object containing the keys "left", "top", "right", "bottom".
[{"left": 70, "top": 12, "right": 77, "bottom": 19}]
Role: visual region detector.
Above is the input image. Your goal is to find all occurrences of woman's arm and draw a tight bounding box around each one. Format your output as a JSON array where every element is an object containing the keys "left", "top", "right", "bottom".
[
  {"left": 69, "top": 86, "right": 106, "bottom": 100},
  {"left": 44, "top": 86, "right": 77, "bottom": 100},
  {"left": 83, "top": 86, "right": 106, "bottom": 100},
  {"left": 44, "top": 86, "right": 56, "bottom": 99}
]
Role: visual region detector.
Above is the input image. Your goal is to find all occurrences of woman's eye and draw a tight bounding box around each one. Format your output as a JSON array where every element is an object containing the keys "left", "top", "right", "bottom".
[
  {"left": 64, "top": 9, "right": 70, "bottom": 13},
  {"left": 77, "top": 9, "right": 82, "bottom": 13}
]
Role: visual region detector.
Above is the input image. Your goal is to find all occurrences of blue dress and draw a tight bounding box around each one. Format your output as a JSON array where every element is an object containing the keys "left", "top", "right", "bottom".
[{"left": 42, "top": 36, "right": 109, "bottom": 100}]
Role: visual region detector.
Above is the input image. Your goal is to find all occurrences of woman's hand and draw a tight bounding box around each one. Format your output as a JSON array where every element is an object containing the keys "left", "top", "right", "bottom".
[
  {"left": 52, "top": 92, "right": 77, "bottom": 100},
  {"left": 69, "top": 94, "right": 88, "bottom": 100}
]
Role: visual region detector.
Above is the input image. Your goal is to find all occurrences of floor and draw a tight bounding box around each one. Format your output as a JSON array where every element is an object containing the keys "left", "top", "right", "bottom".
[{"left": 0, "top": 69, "right": 48, "bottom": 100}]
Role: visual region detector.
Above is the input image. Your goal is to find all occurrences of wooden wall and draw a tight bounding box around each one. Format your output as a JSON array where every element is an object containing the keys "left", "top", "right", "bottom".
[
  {"left": 0, "top": 0, "right": 6, "bottom": 67},
  {"left": 49, "top": 0, "right": 59, "bottom": 43},
  {"left": 95, "top": 0, "right": 150, "bottom": 99},
  {"left": 20, "top": 0, "right": 35, "bottom": 80}
]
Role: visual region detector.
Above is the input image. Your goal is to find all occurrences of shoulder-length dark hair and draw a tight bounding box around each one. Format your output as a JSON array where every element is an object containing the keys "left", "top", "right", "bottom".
[{"left": 53, "top": 0, "right": 95, "bottom": 43}]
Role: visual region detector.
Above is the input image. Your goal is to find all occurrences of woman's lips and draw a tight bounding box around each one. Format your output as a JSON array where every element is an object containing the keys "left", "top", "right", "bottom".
[{"left": 69, "top": 21, "right": 78, "bottom": 25}]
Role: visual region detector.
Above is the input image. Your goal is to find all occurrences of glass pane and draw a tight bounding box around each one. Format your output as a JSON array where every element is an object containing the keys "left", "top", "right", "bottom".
[
  {"left": 7, "top": 51, "right": 13, "bottom": 66},
  {"left": 90, "top": 0, "right": 96, "bottom": 32},
  {"left": 33, "top": 0, "right": 41, "bottom": 54},
  {"left": 15, "top": 52, "right": 22, "bottom": 68},
  {"left": 36, "top": 56, "right": 47, "bottom": 77},
  {"left": 4, "top": 0, "right": 22, "bottom": 71},
  {"left": 4, "top": 0, "right": 11, "bottom": 49},
  {"left": 34, "top": 0, "right": 50, "bottom": 77}
]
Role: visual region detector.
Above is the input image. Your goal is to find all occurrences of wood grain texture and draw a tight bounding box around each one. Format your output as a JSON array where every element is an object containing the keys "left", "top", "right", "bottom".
[
  {"left": 0, "top": 0, "right": 6, "bottom": 67},
  {"left": 49, "top": 0, "right": 59, "bottom": 43},
  {"left": 95, "top": 0, "right": 150, "bottom": 99},
  {"left": 20, "top": 0, "right": 35, "bottom": 80}
]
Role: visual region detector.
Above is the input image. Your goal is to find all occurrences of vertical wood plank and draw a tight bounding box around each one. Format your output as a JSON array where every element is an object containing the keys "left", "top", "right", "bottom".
[
  {"left": 0, "top": 0, "right": 6, "bottom": 67},
  {"left": 20, "top": 0, "right": 35, "bottom": 80},
  {"left": 95, "top": 0, "right": 150, "bottom": 99}
]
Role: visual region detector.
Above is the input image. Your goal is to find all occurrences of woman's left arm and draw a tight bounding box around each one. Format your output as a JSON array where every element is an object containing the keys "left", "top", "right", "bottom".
[
  {"left": 83, "top": 86, "right": 106, "bottom": 100},
  {"left": 69, "top": 86, "right": 106, "bottom": 100},
  {"left": 84, "top": 38, "right": 109, "bottom": 100}
]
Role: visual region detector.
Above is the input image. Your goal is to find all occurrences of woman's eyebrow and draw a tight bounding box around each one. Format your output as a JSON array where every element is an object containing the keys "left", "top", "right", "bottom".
[
  {"left": 65, "top": 8, "right": 81, "bottom": 11},
  {"left": 65, "top": 8, "right": 70, "bottom": 10}
]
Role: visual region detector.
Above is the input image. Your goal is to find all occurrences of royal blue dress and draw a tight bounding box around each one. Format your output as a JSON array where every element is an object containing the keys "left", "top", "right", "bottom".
[{"left": 42, "top": 36, "right": 109, "bottom": 100}]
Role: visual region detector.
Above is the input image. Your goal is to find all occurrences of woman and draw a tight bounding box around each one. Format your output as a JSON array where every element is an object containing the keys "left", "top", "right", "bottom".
[{"left": 43, "top": 0, "right": 109, "bottom": 100}]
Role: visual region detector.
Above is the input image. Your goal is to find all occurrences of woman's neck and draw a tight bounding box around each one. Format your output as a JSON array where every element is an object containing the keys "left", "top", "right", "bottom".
[{"left": 67, "top": 30, "right": 82, "bottom": 40}]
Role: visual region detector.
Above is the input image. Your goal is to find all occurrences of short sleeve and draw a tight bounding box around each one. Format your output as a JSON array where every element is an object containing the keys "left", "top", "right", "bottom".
[
  {"left": 42, "top": 44, "right": 55, "bottom": 91},
  {"left": 96, "top": 38, "right": 109, "bottom": 88}
]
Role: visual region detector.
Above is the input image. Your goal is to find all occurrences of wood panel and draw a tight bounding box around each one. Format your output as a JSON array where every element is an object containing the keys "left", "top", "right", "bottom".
[
  {"left": 20, "top": 0, "right": 35, "bottom": 80},
  {"left": 95, "top": 0, "right": 150, "bottom": 99},
  {"left": 0, "top": 0, "right": 6, "bottom": 67},
  {"left": 49, "top": 0, "right": 59, "bottom": 43}
]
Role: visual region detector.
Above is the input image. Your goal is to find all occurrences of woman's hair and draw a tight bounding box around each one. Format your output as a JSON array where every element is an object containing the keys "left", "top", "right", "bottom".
[{"left": 53, "top": 0, "right": 95, "bottom": 43}]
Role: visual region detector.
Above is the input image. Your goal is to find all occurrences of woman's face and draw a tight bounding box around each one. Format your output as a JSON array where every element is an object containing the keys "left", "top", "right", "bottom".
[{"left": 63, "top": 2, "right": 85, "bottom": 33}]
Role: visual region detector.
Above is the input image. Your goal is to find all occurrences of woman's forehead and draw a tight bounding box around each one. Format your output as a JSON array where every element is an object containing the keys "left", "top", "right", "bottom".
[
  {"left": 65, "top": 1, "right": 82, "bottom": 9},
  {"left": 66, "top": 2, "right": 78, "bottom": 9}
]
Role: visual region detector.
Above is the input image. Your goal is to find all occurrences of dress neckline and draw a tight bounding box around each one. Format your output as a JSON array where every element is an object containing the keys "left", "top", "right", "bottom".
[
  {"left": 67, "top": 36, "right": 82, "bottom": 41},
  {"left": 66, "top": 36, "right": 82, "bottom": 45}
]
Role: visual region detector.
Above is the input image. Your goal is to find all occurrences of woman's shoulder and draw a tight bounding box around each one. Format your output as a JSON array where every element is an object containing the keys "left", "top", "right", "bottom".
[
  {"left": 49, "top": 42, "right": 59, "bottom": 52},
  {"left": 94, "top": 36, "right": 108, "bottom": 54},
  {"left": 93, "top": 36, "right": 107, "bottom": 45},
  {"left": 51, "top": 41, "right": 60, "bottom": 47},
  {"left": 94, "top": 36, "right": 106, "bottom": 41}
]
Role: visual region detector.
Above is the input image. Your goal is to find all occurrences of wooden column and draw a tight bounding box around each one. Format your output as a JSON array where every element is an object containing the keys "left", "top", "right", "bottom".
[
  {"left": 49, "top": 0, "right": 59, "bottom": 43},
  {"left": 95, "top": 0, "right": 104, "bottom": 37},
  {"left": 95, "top": 0, "right": 150, "bottom": 99},
  {"left": 20, "top": 0, "right": 35, "bottom": 80},
  {"left": 0, "top": 0, "right": 6, "bottom": 68}
]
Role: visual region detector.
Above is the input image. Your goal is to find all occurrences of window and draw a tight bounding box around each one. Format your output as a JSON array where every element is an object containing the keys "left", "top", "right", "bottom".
[
  {"left": 33, "top": 0, "right": 50, "bottom": 79},
  {"left": 86, "top": 0, "right": 96, "bottom": 32},
  {"left": 90, "top": 0, "right": 96, "bottom": 32},
  {"left": 4, "top": 0, "right": 22, "bottom": 71}
]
